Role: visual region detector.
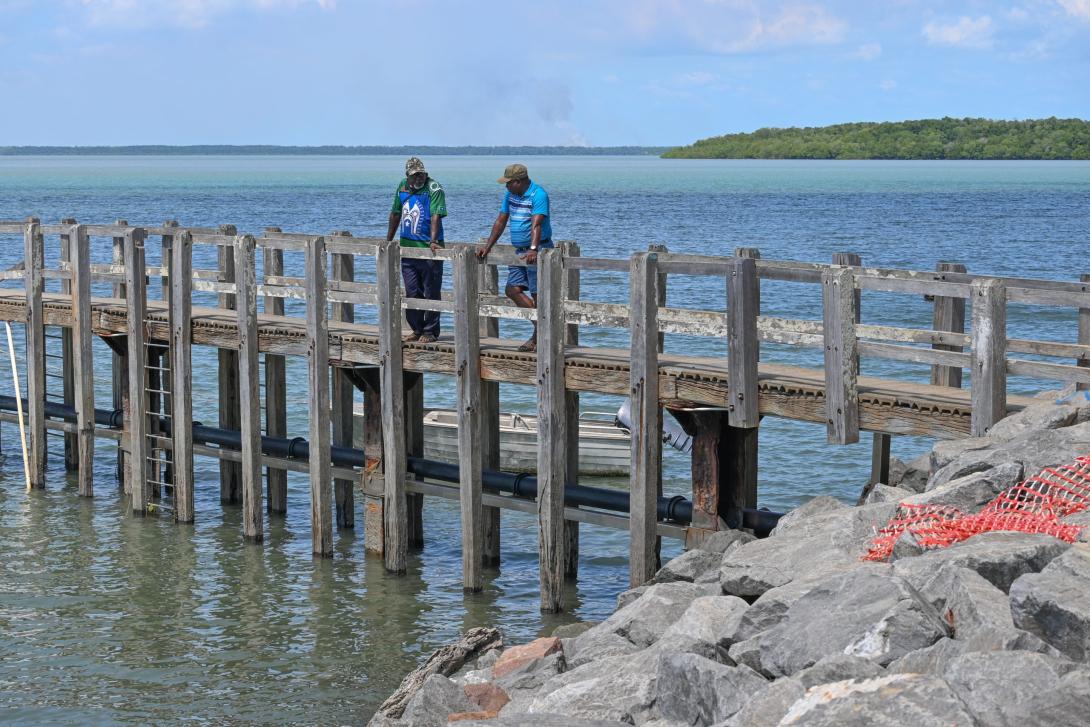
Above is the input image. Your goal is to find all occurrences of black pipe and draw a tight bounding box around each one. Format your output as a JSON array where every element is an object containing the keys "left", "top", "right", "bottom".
[{"left": 0, "top": 395, "right": 783, "bottom": 535}]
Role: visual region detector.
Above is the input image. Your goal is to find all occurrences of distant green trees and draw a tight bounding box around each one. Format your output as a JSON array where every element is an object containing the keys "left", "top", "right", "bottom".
[{"left": 663, "top": 118, "right": 1090, "bottom": 160}]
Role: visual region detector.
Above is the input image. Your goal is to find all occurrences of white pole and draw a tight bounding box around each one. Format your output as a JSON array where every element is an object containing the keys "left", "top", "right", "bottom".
[{"left": 5, "top": 322, "right": 31, "bottom": 492}]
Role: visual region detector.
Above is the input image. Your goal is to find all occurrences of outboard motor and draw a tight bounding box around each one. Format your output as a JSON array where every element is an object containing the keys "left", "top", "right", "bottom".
[{"left": 614, "top": 399, "right": 693, "bottom": 454}]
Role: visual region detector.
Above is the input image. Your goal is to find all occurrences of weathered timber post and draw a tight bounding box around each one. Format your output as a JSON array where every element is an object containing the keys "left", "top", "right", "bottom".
[
  {"left": 170, "top": 230, "right": 195, "bottom": 523},
  {"left": 58, "top": 218, "right": 77, "bottom": 471},
  {"left": 235, "top": 234, "right": 264, "bottom": 543},
  {"left": 377, "top": 240, "right": 408, "bottom": 574},
  {"left": 359, "top": 367, "right": 385, "bottom": 554},
  {"left": 1078, "top": 273, "right": 1090, "bottom": 392},
  {"left": 628, "top": 251, "right": 661, "bottom": 588},
  {"left": 723, "top": 254, "right": 760, "bottom": 527},
  {"left": 306, "top": 235, "right": 333, "bottom": 557},
  {"left": 970, "top": 279, "right": 1007, "bottom": 436},
  {"left": 112, "top": 220, "right": 129, "bottom": 488},
  {"left": 70, "top": 224, "right": 95, "bottom": 496},
  {"left": 562, "top": 241, "right": 582, "bottom": 579},
  {"left": 24, "top": 219, "right": 46, "bottom": 489},
  {"left": 404, "top": 370, "right": 425, "bottom": 548},
  {"left": 833, "top": 252, "right": 892, "bottom": 486},
  {"left": 262, "top": 228, "right": 288, "bottom": 514},
  {"left": 217, "top": 224, "right": 241, "bottom": 504},
  {"left": 331, "top": 230, "right": 355, "bottom": 529},
  {"left": 537, "top": 247, "right": 567, "bottom": 611},
  {"left": 931, "top": 261, "right": 968, "bottom": 388},
  {"left": 478, "top": 256, "right": 502, "bottom": 567},
  {"left": 822, "top": 266, "right": 860, "bottom": 444},
  {"left": 454, "top": 247, "right": 484, "bottom": 592},
  {"left": 124, "top": 227, "right": 149, "bottom": 514}
]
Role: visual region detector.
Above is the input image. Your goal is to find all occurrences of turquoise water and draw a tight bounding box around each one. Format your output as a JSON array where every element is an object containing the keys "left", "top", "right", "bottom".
[{"left": 0, "top": 156, "right": 1088, "bottom": 724}]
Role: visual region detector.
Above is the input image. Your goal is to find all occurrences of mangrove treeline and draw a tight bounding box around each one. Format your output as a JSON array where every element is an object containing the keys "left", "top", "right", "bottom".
[{"left": 663, "top": 118, "right": 1090, "bottom": 160}]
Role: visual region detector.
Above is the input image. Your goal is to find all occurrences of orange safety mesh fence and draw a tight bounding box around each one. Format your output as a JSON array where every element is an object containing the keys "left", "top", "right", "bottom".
[{"left": 864, "top": 454, "right": 1090, "bottom": 562}]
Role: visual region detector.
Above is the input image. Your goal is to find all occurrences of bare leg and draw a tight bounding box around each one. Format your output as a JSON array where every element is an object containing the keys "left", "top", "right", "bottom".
[{"left": 506, "top": 285, "right": 537, "bottom": 351}]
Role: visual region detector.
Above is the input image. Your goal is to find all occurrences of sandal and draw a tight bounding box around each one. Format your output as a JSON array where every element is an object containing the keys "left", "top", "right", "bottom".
[
  {"left": 403, "top": 332, "right": 421, "bottom": 342},
  {"left": 417, "top": 334, "right": 437, "bottom": 344},
  {"left": 518, "top": 336, "right": 537, "bottom": 353}
]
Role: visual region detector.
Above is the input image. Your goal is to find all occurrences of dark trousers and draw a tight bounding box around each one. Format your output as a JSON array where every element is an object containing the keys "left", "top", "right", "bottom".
[{"left": 401, "top": 257, "right": 443, "bottom": 336}]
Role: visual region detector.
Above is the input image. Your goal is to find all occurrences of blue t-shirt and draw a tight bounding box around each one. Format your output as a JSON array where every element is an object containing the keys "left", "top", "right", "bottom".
[{"left": 501, "top": 181, "right": 552, "bottom": 248}]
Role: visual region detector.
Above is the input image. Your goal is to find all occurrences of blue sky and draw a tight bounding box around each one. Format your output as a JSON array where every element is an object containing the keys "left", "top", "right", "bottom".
[{"left": 1, "top": 0, "right": 1088, "bottom": 146}]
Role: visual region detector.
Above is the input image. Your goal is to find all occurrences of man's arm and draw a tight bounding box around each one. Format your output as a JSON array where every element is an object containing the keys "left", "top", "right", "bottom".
[
  {"left": 524, "top": 214, "right": 546, "bottom": 264},
  {"left": 429, "top": 214, "right": 443, "bottom": 252},
  {"left": 477, "top": 213, "right": 509, "bottom": 258},
  {"left": 387, "top": 212, "right": 401, "bottom": 242}
]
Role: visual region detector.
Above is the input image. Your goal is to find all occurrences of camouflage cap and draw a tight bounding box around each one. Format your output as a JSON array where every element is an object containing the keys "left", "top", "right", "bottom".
[
  {"left": 497, "top": 163, "right": 529, "bottom": 183},
  {"left": 405, "top": 156, "right": 426, "bottom": 175}
]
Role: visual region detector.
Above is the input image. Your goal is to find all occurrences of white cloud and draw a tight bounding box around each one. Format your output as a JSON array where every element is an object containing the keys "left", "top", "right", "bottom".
[
  {"left": 1058, "top": 0, "right": 1090, "bottom": 19},
  {"left": 853, "top": 42, "right": 881, "bottom": 60},
  {"left": 79, "top": 0, "right": 334, "bottom": 29},
  {"left": 678, "top": 70, "right": 716, "bottom": 85},
  {"left": 922, "top": 15, "right": 994, "bottom": 48},
  {"left": 879, "top": 79, "right": 897, "bottom": 91}
]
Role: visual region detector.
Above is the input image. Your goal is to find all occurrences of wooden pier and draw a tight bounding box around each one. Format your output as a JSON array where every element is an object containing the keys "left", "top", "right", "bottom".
[{"left": 1, "top": 218, "right": 1088, "bottom": 612}]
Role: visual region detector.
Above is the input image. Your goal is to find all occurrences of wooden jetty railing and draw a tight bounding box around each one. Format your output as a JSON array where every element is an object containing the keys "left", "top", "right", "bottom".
[{"left": 0, "top": 218, "right": 1088, "bottom": 612}]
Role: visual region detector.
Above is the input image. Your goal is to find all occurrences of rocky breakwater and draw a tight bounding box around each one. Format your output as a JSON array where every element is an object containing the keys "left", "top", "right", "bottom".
[{"left": 370, "top": 391, "right": 1090, "bottom": 727}]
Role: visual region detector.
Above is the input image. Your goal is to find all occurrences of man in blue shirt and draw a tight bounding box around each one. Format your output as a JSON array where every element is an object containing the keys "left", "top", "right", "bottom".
[
  {"left": 476, "top": 163, "right": 552, "bottom": 352},
  {"left": 386, "top": 156, "right": 446, "bottom": 343}
]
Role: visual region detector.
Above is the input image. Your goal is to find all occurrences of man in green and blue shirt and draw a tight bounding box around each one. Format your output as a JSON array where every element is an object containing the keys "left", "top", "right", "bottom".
[
  {"left": 477, "top": 163, "right": 552, "bottom": 352},
  {"left": 387, "top": 156, "right": 446, "bottom": 342}
]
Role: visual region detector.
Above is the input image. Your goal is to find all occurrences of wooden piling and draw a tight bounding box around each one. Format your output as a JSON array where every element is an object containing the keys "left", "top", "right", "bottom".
[
  {"left": 628, "top": 251, "right": 661, "bottom": 588},
  {"left": 305, "top": 235, "right": 333, "bottom": 557},
  {"left": 970, "top": 279, "right": 1007, "bottom": 436},
  {"left": 124, "top": 228, "right": 149, "bottom": 514},
  {"left": 1078, "top": 273, "right": 1089, "bottom": 392},
  {"left": 377, "top": 240, "right": 407, "bottom": 574},
  {"left": 454, "top": 247, "right": 483, "bottom": 592},
  {"left": 822, "top": 266, "right": 860, "bottom": 444},
  {"left": 262, "top": 229, "right": 288, "bottom": 514},
  {"left": 331, "top": 231, "right": 355, "bottom": 529},
  {"left": 24, "top": 220, "right": 46, "bottom": 489},
  {"left": 834, "top": 251, "right": 891, "bottom": 486},
  {"left": 563, "top": 241, "right": 582, "bottom": 579},
  {"left": 112, "top": 220, "right": 128, "bottom": 488},
  {"left": 359, "top": 367, "right": 385, "bottom": 554},
  {"left": 217, "top": 224, "right": 241, "bottom": 504},
  {"left": 478, "top": 260, "right": 502, "bottom": 567},
  {"left": 170, "top": 230, "right": 195, "bottom": 523},
  {"left": 69, "top": 224, "right": 95, "bottom": 496},
  {"left": 931, "top": 262, "right": 968, "bottom": 388},
  {"left": 404, "top": 371, "right": 425, "bottom": 548},
  {"left": 235, "top": 234, "right": 264, "bottom": 542},
  {"left": 721, "top": 254, "right": 760, "bottom": 527},
  {"left": 58, "top": 219, "right": 77, "bottom": 471},
  {"left": 537, "top": 248, "right": 567, "bottom": 611}
]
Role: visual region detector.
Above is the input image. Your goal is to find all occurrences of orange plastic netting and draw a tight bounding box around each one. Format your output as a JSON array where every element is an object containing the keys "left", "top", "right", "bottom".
[{"left": 863, "top": 455, "right": 1090, "bottom": 562}]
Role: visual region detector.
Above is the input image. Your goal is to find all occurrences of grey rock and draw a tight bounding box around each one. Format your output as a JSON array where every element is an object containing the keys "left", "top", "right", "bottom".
[
  {"left": 653, "top": 653, "right": 767, "bottom": 725},
  {"left": 616, "top": 585, "right": 649, "bottom": 610},
  {"left": 768, "top": 495, "right": 849, "bottom": 536},
  {"left": 928, "top": 423, "right": 1090, "bottom": 491},
  {"left": 768, "top": 501, "right": 900, "bottom": 547},
  {"left": 886, "top": 637, "right": 967, "bottom": 674},
  {"left": 746, "top": 569, "right": 948, "bottom": 677},
  {"left": 905, "top": 462, "right": 1024, "bottom": 512},
  {"left": 1060, "top": 509, "right": 1090, "bottom": 542},
  {"left": 565, "top": 630, "right": 640, "bottom": 668},
  {"left": 892, "top": 532, "right": 1070, "bottom": 593},
  {"left": 1010, "top": 545, "right": 1090, "bottom": 661},
  {"left": 775, "top": 674, "right": 977, "bottom": 726},
  {"left": 651, "top": 595, "right": 749, "bottom": 663},
  {"left": 576, "top": 582, "right": 712, "bottom": 650},
  {"left": 929, "top": 437, "right": 993, "bottom": 474},
  {"left": 986, "top": 401, "right": 1083, "bottom": 441},
  {"left": 697, "top": 528, "right": 756, "bottom": 554},
  {"left": 526, "top": 662, "right": 658, "bottom": 724},
  {"left": 725, "top": 636, "right": 763, "bottom": 674},
  {"left": 651, "top": 548, "right": 723, "bottom": 584},
  {"left": 495, "top": 651, "right": 566, "bottom": 698},
  {"left": 898, "top": 452, "right": 932, "bottom": 493},
  {"left": 942, "top": 650, "right": 1070, "bottom": 727},
  {"left": 720, "top": 677, "right": 804, "bottom": 727},
  {"left": 958, "top": 625, "right": 1065, "bottom": 657},
  {"left": 795, "top": 654, "right": 885, "bottom": 687},
  {"left": 551, "top": 621, "right": 598, "bottom": 639},
  {"left": 474, "top": 646, "right": 502, "bottom": 669},
  {"left": 860, "top": 483, "right": 908, "bottom": 505},
  {"left": 1005, "top": 668, "right": 1090, "bottom": 727},
  {"left": 918, "top": 563, "right": 1014, "bottom": 636},
  {"left": 398, "top": 673, "right": 473, "bottom": 727},
  {"left": 889, "top": 530, "right": 925, "bottom": 561},
  {"left": 455, "top": 717, "right": 629, "bottom": 727}
]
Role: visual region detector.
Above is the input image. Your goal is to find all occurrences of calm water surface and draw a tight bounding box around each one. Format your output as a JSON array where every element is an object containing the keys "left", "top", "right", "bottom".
[{"left": 0, "top": 156, "right": 1088, "bottom": 724}]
